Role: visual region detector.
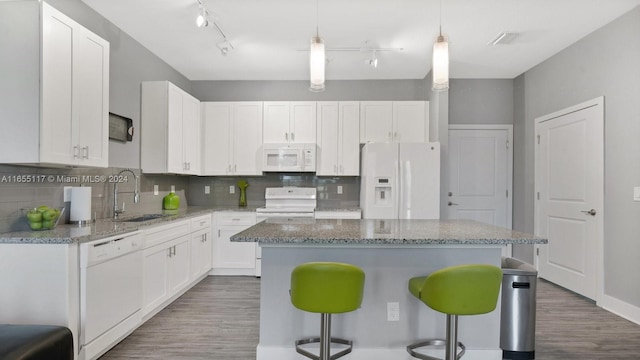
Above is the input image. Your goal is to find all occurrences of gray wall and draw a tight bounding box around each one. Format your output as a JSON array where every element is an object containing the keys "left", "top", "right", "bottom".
[
  {"left": 192, "top": 79, "right": 429, "bottom": 101},
  {"left": 513, "top": 6, "right": 640, "bottom": 306},
  {"left": 46, "top": 0, "right": 192, "bottom": 170},
  {"left": 449, "top": 79, "right": 514, "bottom": 125}
]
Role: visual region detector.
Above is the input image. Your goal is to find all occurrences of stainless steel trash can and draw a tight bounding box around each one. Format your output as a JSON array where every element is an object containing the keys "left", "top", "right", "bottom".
[{"left": 500, "top": 257, "right": 537, "bottom": 360}]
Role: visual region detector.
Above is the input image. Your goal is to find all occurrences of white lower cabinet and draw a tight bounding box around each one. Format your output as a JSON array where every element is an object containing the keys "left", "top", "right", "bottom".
[
  {"left": 190, "top": 214, "right": 213, "bottom": 280},
  {"left": 314, "top": 210, "right": 362, "bottom": 219},
  {"left": 211, "top": 212, "right": 257, "bottom": 276}
]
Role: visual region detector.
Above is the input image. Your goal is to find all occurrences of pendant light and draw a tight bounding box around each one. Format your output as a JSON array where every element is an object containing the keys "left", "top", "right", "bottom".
[
  {"left": 432, "top": 0, "right": 449, "bottom": 91},
  {"left": 309, "top": 0, "right": 325, "bottom": 92}
]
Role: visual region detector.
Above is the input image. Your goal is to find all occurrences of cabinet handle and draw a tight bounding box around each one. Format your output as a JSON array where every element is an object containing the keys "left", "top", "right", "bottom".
[
  {"left": 234, "top": 164, "right": 237, "bottom": 172},
  {"left": 334, "top": 165, "right": 338, "bottom": 173},
  {"left": 218, "top": 229, "right": 221, "bottom": 237},
  {"left": 388, "top": 131, "right": 392, "bottom": 140},
  {"left": 291, "top": 132, "right": 295, "bottom": 141},
  {"left": 167, "top": 248, "right": 172, "bottom": 258},
  {"left": 202, "top": 233, "right": 207, "bottom": 242},
  {"left": 340, "top": 165, "right": 344, "bottom": 174},
  {"left": 285, "top": 132, "right": 288, "bottom": 141},
  {"left": 394, "top": 132, "right": 398, "bottom": 140},
  {"left": 73, "top": 146, "right": 80, "bottom": 159},
  {"left": 82, "top": 146, "right": 89, "bottom": 159},
  {"left": 173, "top": 245, "right": 177, "bottom": 256}
]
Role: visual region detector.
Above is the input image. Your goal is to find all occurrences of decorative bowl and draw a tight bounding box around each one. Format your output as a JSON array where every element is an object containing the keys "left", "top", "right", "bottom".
[{"left": 23, "top": 206, "right": 65, "bottom": 231}]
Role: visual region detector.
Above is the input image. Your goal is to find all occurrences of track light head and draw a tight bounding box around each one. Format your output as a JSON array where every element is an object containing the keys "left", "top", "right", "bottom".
[{"left": 196, "top": 7, "right": 208, "bottom": 27}]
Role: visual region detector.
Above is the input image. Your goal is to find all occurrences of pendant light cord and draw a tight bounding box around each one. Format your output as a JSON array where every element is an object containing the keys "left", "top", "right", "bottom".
[
  {"left": 316, "top": 0, "right": 319, "bottom": 37},
  {"left": 439, "top": 0, "right": 442, "bottom": 37}
]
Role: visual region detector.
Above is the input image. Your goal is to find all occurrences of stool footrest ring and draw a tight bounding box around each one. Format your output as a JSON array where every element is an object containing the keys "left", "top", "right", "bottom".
[
  {"left": 295, "top": 337, "right": 353, "bottom": 360},
  {"left": 407, "top": 339, "right": 466, "bottom": 360}
]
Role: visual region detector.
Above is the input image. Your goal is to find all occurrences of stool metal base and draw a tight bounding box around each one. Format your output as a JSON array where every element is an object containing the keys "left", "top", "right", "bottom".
[
  {"left": 295, "top": 337, "right": 353, "bottom": 360},
  {"left": 295, "top": 313, "right": 353, "bottom": 360},
  {"left": 407, "top": 339, "right": 466, "bottom": 360}
]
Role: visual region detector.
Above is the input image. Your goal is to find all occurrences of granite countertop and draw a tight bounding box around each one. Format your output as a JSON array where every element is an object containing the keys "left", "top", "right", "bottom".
[
  {"left": 231, "top": 219, "right": 547, "bottom": 245},
  {"left": 0, "top": 205, "right": 258, "bottom": 245}
]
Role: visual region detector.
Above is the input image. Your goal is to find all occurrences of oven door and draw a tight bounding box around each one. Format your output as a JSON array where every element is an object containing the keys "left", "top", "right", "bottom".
[{"left": 263, "top": 147, "right": 304, "bottom": 172}]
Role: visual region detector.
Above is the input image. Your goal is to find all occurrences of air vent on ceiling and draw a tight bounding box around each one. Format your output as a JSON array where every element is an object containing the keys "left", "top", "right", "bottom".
[{"left": 487, "top": 32, "right": 519, "bottom": 45}]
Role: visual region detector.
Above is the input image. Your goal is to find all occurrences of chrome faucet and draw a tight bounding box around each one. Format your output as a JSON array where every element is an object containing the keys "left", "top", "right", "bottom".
[{"left": 113, "top": 169, "right": 140, "bottom": 219}]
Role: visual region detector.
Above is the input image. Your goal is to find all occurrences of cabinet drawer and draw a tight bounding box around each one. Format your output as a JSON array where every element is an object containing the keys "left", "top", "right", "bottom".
[
  {"left": 190, "top": 214, "right": 212, "bottom": 232},
  {"left": 217, "top": 212, "right": 256, "bottom": 226},
  {"left": 143, "top": 219, "right": 190, "bottom": 249}
]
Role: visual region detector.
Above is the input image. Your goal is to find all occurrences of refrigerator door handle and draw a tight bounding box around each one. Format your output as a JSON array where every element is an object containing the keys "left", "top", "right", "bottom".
[{"left": 398, "top": 158, "right": 403, "bottom": 219}]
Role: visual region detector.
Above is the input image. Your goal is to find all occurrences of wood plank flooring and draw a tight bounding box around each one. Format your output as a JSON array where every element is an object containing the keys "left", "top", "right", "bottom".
[{"left": 100, "top": 276, "right": 640, "bottom": 360}]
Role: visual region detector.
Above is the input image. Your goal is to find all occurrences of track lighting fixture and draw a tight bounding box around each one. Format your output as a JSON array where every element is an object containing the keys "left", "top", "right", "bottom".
[
  {"left": 195, "top": 0, "right": 235, "bottom": 56},
  {"left": 368, "top": 51, "right": 378, "bottom": 68}
]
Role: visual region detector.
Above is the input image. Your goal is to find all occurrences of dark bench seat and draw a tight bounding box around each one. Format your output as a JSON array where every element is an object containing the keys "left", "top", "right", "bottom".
[{"left": 0, "top": 325, "right": 73, "bottom": 360}]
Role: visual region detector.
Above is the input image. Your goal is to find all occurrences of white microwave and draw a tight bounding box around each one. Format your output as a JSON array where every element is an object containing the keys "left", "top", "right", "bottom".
[{"left": 263, "top": 143, "right": 316, "bottom": 172}]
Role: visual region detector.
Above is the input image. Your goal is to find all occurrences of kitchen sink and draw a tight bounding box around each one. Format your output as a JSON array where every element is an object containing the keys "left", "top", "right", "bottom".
[{"left": 121, "top": 214, "right": 167, "bottom": 222}]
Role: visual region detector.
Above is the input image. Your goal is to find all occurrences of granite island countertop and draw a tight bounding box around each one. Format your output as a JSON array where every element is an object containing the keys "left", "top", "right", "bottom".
[
  {"left": 232, "top": 219, "right": 547, "bottom": 245},
  {"left": 0, "top": 205, "right": 258, "bottom": 245}
]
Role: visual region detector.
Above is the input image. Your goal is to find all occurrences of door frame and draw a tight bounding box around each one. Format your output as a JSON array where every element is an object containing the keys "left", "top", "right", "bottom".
[
  {"left": 448, "top": 124, "right": 514, "bottom": 229},
  {"left": 533, "top": 96, "right": 604, "bottom": 304}
]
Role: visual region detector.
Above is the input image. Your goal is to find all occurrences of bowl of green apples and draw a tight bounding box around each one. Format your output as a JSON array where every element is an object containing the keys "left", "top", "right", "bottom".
[{"left": 23, "top": 206, "right": 64, "bottom": 231}]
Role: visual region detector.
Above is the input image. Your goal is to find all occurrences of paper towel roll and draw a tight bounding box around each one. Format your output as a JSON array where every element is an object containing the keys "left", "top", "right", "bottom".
[{"left": 70, "top": 187, "right": 92, "bottom": 224}]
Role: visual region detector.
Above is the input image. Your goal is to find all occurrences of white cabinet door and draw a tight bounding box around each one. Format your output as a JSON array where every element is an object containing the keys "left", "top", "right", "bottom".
[
  {"left": 317, "top": 102, "right": 360, "bottom": 176},
  {"left": 202, "top": 102, "right": 262, "bottom": 176},
  {"left": 360, "top": 101, "right": 393, "bottom": 143},
  {"left": 212, "top": 212, "right": 257, "bottom": 274},
  {"left": 232, "top": 102, "right": 263, "bottom": 175},
  {"left": 141, "top": 81, "right": 201, "bottom": 175},
  {"left": 360, "top": 101, "right": 429, "bottom": 143},
  {"left": 142, "top": 243, "right": 170, "bottom": 316},
  {"left": 40, "top": 5, "right": 74, "bottom": 165},
  {"left": 393, "top": 101, "right": 428, "bottom": 143},
  {"left": 182, "top": 93, "right": 201, "bottom": 175},
  {"left": 263, "top": 102, "right": 316, "bottom": 144},
  {"left": 39, "top": 3, "right": 110, "bottom": 167},
  {"left": 201, "top": 102, "right": 233, "bottom": 175},
  {"left": 339, "top": 102, "right": 360, "bottom": 175},
  {"left": 75, "top": 26, "right": 109, "bottom": 167},
  {"left": 290, "top": 102, "right": 316, "bottom": 143},
  {"left": 168, "top": 235, "right": 191, "bottom": 295},
  {"left": 190, "top": 228, "right": 212, "bottom": 280},
  {"left": 263, "top": 102, "right": 290, "bottom": 143},
  {"left": 316, "top": 102, "right": 340, "bottom": 175},
  {"left": 166, "top": 84, "right": 185, "bottom": 173}
]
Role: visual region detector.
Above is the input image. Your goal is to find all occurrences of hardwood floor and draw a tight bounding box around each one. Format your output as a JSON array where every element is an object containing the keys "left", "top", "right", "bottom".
[{"left": 100, "top": 276, "right": 640, "bottom": 360}]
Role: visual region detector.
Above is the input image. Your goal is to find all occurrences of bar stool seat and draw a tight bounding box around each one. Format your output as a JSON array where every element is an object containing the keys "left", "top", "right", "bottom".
[
  {"left": 407, "top": 264, "right": 502, "bottom": 360},
  {"left": 290, "top": 262, "right": 365, "bottom": 360}
]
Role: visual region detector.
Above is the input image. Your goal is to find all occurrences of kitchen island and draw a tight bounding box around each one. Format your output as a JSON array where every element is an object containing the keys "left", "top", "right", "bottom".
[{"left": 232, "top": 219, "right": 546, "bottom": 360}]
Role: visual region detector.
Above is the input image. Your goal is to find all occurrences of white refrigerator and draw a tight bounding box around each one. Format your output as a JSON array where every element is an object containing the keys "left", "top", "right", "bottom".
[{"left": 360, "top": 142, "right": 440, "bottom": 219}]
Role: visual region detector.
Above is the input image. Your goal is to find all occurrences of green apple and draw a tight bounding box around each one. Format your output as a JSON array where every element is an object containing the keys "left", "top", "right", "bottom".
[
  {"left": 29, "top": 221, "right": 43, "bottom": 230},
  {"left": 42, "top": 220, "right": 54, "bottom": 229},
  {"left": 42, "top": 209, "right": 58, "bottom": 221},
  {"left": 37, "top": 205, "right": 50, "bottom": 213},
  {"left": 26, "top": 210, "right": 42, "bottom": 223}
]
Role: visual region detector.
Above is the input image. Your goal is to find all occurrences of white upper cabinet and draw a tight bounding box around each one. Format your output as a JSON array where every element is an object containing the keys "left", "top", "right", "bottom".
[
  {"left": 316, "top": 102, "right": 360, "bottom": 176},
  {"left": 263, "top": 102, "right": 316, "bottom": 144},
  {"left": 0, "top": 2, "right": 109, "bottom": 167},
  {"left": 201, "top": 102, "right": 263, "bottom": 176},
  {"left": 360, "top": 101, "right": 429, "bottom": 143},
  {"left": 141, "top": 81, "right": 201, "bottom": 175}
]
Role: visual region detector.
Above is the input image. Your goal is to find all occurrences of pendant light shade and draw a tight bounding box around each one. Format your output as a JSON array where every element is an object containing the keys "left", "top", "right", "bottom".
[
  {"left": 432, "top": 35, "right": 449, "bottom": 91},
  {"left": 309, "top": 36, "right": 325, "bottom": 92}
]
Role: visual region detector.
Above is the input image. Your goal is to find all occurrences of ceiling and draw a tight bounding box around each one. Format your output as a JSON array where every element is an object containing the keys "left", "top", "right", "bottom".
[{"left": 81, "top": 0, "right": 640, "bottom": 81}]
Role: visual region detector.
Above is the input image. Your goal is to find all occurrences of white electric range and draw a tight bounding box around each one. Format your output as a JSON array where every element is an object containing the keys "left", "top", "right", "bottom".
[{"left": 255, "top": 187, "right": 317, "bottom": 222}]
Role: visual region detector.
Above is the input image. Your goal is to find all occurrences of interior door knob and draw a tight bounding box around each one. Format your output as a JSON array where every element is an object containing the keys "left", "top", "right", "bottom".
[
  {"left": 448, "top": 201, "right": 459, "bottom": 206},
  {"left": 580, "top": 209, "right": 597, "bottom": 216}
]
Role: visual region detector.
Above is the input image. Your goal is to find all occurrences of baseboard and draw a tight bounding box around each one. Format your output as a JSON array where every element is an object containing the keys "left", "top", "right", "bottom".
[
  {"left": 256, "top": 345, "right": 502, "bottom": 360},
  {"left": 600, "top": 294, "right": 640, "bottom": 325},
  {"left": 209, "top": 268, "right": 258, "bottom": 276}
]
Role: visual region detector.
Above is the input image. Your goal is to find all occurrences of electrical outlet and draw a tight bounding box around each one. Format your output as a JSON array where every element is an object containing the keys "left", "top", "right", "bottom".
[
  {"left": 154, "top": 185, "right": 159, "bottom": 195},
  {"left": 229, "top": 185, "right": 235, "bottom": 194},
  {"left": 337, "top": 185, "right": 343, "bottom": 195},
  {"left": 634, "top": 187, "right": 640, "bottom": 201},
  {"left": 387, "top": 302, "right": 400, "bottom": 322},
  {"left": 171, "top": 185, "right": 175, "bottom": 192},
  {"left": 204, "top": 186, "right": 210, "bottom": 194}
]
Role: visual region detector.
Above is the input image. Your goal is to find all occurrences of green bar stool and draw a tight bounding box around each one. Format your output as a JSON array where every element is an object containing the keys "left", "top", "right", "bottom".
[
  {"left": 290, "top": 262, "right": 365, "bottom": 360},
  {"left": 407, "top": 264, "right": 502, "bottom": 360}
]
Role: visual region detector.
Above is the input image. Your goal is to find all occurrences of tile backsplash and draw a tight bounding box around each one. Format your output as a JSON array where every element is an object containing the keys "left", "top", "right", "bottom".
[
  {"left": 0, "top": 164, "right": 189, "bottom": 233},
  {"left": 0, "top": 164, "right": 360, "bottom": 233},
  {"left": 187, "top": 174, "right": 360, "bottom": 209}
]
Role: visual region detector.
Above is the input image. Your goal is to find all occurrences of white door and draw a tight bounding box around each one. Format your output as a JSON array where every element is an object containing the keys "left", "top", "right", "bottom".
[
  {"left": 447, "top": 126, "right": 513, "bottom": 255},
  {"left": 535, "top": 97, "right": 604, "bottom": 301}
]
